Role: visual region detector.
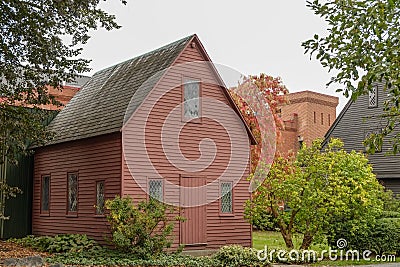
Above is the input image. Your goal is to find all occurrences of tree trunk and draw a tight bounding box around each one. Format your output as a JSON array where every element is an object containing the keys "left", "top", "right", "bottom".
[
  {"left": 300, "top": 232, "right": 313, "bottom": 250},
  {"left": 280, "top": 229, "right": 294, "bottom": 249}
]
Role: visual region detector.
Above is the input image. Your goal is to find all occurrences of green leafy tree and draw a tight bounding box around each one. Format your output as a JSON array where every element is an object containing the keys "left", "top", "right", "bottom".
[
  {"left": 245, "top": 139, "right": 385, "bottom": 249},
  {"left": 0, "top": 0, "right": 125, "bottom": 223},
  {"left": 303, "top": 0, "right": 400, "bottom": 153}
]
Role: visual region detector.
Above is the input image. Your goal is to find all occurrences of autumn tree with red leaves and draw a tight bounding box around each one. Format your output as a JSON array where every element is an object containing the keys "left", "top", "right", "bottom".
[{"left": 229, "top": 73, "right": 288, "bottom": 172}]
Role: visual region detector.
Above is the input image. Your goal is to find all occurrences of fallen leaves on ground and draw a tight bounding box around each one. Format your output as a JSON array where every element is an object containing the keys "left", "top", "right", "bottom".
[{"left": 0, "top": 240, "right": 48, "bottom": 260}]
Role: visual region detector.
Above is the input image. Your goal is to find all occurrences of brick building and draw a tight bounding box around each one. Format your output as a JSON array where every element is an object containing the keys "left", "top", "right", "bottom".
[
  {"left": 39, "top": 76, "right": 90, "bottom": 110},
  {"left": 277, "top": 91, "right": 339, "bottom": 154}
]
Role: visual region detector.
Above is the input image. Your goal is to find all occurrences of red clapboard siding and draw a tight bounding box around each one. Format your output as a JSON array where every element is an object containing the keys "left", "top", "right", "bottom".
[
  {"left": 32, "top": 133, "right": 122, "bottom": 243},
  {"left": 32, "top": 36, "right": 252, "bottom": 250},
  {"left": 122, "top": 38, "right": 252, "bottom": 250}
]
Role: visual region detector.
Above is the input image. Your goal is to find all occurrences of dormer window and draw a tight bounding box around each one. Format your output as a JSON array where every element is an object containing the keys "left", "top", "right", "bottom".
[
  {"left": 369, "top": 86, "right": 378, "bottom": 108},
  {"left": 183, "top": 78, "right": 200, "bottom": 119}
]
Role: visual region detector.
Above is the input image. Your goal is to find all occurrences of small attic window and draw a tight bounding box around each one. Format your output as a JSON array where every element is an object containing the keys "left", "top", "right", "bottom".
[
  {"left": 369, "top": 86, "right": 378, "bottom": 108},
  {"left": 183, "top": 78, "right": 200, "bottom": 119}
]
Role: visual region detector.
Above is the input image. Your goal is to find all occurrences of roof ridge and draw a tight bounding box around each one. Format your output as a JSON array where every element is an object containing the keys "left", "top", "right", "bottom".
[{"left": 92, "top": 34, "right": 196, "bottom": 77}]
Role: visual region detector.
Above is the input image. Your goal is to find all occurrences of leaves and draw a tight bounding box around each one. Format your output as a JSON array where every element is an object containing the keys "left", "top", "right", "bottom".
[
  {"left": 229, "top": 74, "right": 289, "bottom": 172},
  {"left": 105, "top": 196, "right": 182, "bottom": 258},
  {"left": 0, "top": 106, "right": 56, "bottom": 165},
  {"left": 11, "top": 234, "right": 101, "bottom": 254},
  {"left": 303, "top": 0, "right": 400, "bottom": 153},
  {"left": 1, "top": 0, "right": 125, "bottom": 106},
  {"left": 0, "top": 0, "right": 125, "bottom": 163},
  {"left": 245, "top": 138, "right": 385, "bottom": 250},
  {"left": 0, "top": 0, "right": 124, "bottom": 220}
]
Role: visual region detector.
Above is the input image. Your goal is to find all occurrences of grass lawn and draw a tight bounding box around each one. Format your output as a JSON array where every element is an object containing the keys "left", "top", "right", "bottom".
[
  {"left": 253, "top": 230, "right": 300, "bottom": 250},
  {"left": 253, "top": 231, "right": 399, "bottom": 266},
  {"left": 253, "top": 230, "right": 329, "bottom": 252}
]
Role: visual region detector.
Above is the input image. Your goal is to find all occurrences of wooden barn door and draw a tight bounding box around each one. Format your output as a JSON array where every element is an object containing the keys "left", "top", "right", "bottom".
[{"left": 180, "top": 176, "right": 207, "bottom": 246}]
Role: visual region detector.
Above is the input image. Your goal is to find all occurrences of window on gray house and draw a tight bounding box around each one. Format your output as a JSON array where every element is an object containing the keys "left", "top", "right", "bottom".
[
  {"left": 221, "top": 182, "right": 233, "bottom": 213},
  {"left": 41, "top": 175, "right": 50, "bottom": 212},
  {"left": 149, "top": 179, "right": 163, "bottom": 201},
  {"left": 96, "top": 181, "right": 105, "bottom": 215},
  {"left": 369, "top": 86, "right": 378, "bottom": 108},
  {"left": 68, "top": 173, "right": 78, "bottom": 212},
  {"left": 184, "top": 79, "right": 200, "bottom": 119}
]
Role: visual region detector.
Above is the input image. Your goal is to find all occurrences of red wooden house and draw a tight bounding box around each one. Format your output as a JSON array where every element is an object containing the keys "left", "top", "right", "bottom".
[{"left": 33, "top": 35, "right": 255, "bottom": 251}]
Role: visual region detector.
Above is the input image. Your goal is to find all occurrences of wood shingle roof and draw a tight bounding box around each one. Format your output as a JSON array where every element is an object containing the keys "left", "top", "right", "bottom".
[{"left": 47, "top": 35, "right": 194, "bottom": 145}]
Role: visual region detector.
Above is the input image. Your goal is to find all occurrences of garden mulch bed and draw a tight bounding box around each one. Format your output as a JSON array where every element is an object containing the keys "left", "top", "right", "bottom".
[{"left": 0, "top": 240, "right": 48, "bottom": 260}]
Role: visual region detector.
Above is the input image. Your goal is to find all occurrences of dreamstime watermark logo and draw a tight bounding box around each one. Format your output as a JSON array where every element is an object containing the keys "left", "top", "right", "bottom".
[
  {"left": 336, "top": 238, "right": 348, "bottom": 249},
  {"left": 256, "top": 238, "right": 396, "bottom": 263},
  {"left": 121, "top": 61, "right": 277, "bottom": 207}
]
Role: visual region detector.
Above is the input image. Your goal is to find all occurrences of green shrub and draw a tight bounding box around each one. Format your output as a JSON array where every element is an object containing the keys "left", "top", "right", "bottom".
[
  {"left": 105, "top": 196, "right": 183, "bottom": 258},
  {"left": 12, "top": 235, "right": 53, "bottom": 252},
  {"left": 47, "top": 250, "right": 219, "bottom": 267},
  {"left": 381, "top": 210, "right": 400, "bottom": 218},
  {"left": 383, "top": 190, "right": 400, "bottom": 212},
  {"left": 267, "top": 249, "right": 318, "bottom": 264},
  {"left": 11, "top": 234, "right": 101, "bottom": 253},
  {"left": 369, "top": 218, "right": 400, "bottom": 254},
  {"left": 47, "top": 234, "right": 101, "bottom": 253},
  {"left": 328, "top": 218, "right": 400, "bottom": 255},
  {"left": 46, "top": 244, "right": 273, "bottom": 267},
  {"left": 212, "top": 245, "right": 270, "bottom": 267}
]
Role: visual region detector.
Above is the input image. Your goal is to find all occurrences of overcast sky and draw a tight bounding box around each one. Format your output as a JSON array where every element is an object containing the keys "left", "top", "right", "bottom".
[{"left": 80, "top": 0, "right": 348, "bottom": 112}]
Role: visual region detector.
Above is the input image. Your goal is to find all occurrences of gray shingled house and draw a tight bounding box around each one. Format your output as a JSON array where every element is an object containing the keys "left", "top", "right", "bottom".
[{"left": 324, "top": 83, "right": 400, "bottom": 196}]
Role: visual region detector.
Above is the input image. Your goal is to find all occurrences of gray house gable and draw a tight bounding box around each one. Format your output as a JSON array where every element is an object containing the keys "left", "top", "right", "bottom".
[{"left": 324, "top": 83, "right": 400, "bottom": 196}]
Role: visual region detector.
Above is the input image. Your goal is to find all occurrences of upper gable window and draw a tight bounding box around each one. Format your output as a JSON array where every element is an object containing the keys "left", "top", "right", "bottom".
[
  {"left": 183, "top": 79, "right": 200, "bottom": 119},
  {"left": 369, "top": 86, "right": 378, "bottom": 108}
]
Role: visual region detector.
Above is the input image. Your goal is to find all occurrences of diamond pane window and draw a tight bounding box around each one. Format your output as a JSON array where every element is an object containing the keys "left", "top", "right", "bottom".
[
  {"left": 41, "top": 175, "right": 50, "bottom": 212},
  {"left": 149, "top": 180, "right": 163, "bottom": 201},
  {"left": 96, "top": 181, "right": 105, "bottom": 215},
  {"left": 184, "top": 79, "right": 200, "bottom": 119},
  {"left": 68, "top": 173, "right": 78, "bottom": 212},
  {"left": 221, "top": 182, "right": 233, "bottom": 213},
  {"left": 369, "top": 86, "right": 378, "bottom": 108}
]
